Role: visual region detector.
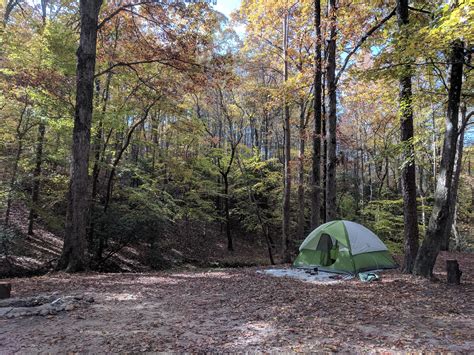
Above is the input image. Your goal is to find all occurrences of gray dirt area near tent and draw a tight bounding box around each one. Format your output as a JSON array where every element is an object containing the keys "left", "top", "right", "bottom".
[{"left": 257, "top": 268, "right": 354, "bottom": 283}]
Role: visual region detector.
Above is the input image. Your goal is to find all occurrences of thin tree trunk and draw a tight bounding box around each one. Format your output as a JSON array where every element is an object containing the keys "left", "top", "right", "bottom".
[
  {"left": 223, "top": 173, "right": 233, "bottom": 251},
  {"left": 5, "top": 140, "right": 23, "bottom": 226},
  {"left": 88, "top": 71, "right": 112, "bottom": 249},
  {"left": 398, "top": 0, "right": 419, "bottom": 273},
  {"left": 413, "top": 40, "right": 464, "bottom": 278},
  {"left": 325, "top": 0, "right": 337, "bottom": 222},
  {"left": 28, "top": 0, "right": 48, "bottom": 236},
  {"left": 311, "top": 0, "right": 322, "bottom": 229},
  {"left": 28, "top": 121, "right": 46, "bottom": 235},
  {"left": 297, "top": 100, "right": 306, "bottom": 239},
  {"left": 322, "top": 73, "right": 327, "bottom": 222},
  {"left": 282, "top": 13, "right": 292, "bottom": 262},
  {"left": 4, "top": 103, "right": 28, "bottom": 226},
  {"left": 58, "top": 0, "right": 103, "bottom": 272}
]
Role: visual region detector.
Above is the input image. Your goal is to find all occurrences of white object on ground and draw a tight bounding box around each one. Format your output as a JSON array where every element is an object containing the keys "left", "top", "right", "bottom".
[{"left": 257, "top": 268, "right": 353, "bottom": 284}]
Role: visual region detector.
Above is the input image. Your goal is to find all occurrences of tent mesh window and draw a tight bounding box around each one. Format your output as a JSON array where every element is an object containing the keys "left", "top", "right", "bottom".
[{"left": 315, "top": 233, "right": 337, "bottom": 266}]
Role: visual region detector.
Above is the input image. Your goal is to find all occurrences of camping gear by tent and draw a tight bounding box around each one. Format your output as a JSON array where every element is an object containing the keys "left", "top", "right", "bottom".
[{"left": 293, "top": 220, "right": 397, "bottom": 274}]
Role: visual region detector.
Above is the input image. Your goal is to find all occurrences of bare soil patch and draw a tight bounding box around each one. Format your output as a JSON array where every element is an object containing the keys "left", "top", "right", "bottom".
[{"left": 0, "top": 252, "right": 472, "bottom": 353}]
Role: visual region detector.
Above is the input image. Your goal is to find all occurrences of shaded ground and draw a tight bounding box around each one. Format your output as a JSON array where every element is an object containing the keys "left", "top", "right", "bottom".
[
  {"left": 1, "top": 205, "right": 271, "bottom": 277},
  {"left": 0, "top": 252, "right": 472, "bottom": 353}
]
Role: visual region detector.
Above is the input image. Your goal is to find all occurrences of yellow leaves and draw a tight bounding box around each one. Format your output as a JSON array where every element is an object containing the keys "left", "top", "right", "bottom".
[{"left": 424, "top": 1, "right": 473, "bottom": 50}]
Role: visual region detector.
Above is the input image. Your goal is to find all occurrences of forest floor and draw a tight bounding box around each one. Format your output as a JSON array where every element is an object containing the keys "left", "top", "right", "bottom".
[{"left": 0, "top": 252, "right": 473, "bottom": 353}]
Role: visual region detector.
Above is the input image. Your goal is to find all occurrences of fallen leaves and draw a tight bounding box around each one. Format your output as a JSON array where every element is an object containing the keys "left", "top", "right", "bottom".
[{"left": 0, "top": 251, "right": 472, "bottom": 352}]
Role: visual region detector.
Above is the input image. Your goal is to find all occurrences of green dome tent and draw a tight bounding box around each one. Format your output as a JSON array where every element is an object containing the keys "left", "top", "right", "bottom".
[{"left": 294, "top": 220, "right": 397, "bottom": 274}]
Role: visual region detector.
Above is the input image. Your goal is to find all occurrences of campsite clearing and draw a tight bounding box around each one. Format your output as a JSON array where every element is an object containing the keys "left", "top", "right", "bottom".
[{"left": 0, "top": 252, "right": 472, "bottom": 353}]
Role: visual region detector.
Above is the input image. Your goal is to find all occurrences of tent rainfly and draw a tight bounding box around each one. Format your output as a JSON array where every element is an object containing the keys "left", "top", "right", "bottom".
[{"left": 294, "top": 220, "right": 397, "bottom": 274}]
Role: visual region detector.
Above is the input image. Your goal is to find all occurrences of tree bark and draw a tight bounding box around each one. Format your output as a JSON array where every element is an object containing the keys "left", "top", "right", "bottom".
[
  {"left": 310, "top": 0, "right": 322, "bottom": 230},
  {"left": 58, "top": 0, "right": 103, "bottom": 272},
  {"left": 297, "top": 100, "right": 306, "bottom": 239},
  {"left": 397, "top": 0, "right": 419, "bottom": 273},
  {"left": 281, "top": 13, "right": 292, "bottom": 262},
  {"left": 27, "top": 0, "right": 48, "bottom": 236},
  {"left": 28, "top": 121, "right": 46, "bottom": 235},
  {"left": 325, "top": 0, "right": 337, "bottom": 222},
  {"left": 413, "top": 40, "right": 464, "bottom": 278},
  {"left": 4, "top": 102, "right": 29, "bottom": 226},
  {"left": 441, "top": 105, "right": 467, "bottom": 251},
  {"left": 222, "top": 173, "right": 233, "bottom": 251},
  {"left": 446, "top": 260, "right": 462, "bottom": 285}
]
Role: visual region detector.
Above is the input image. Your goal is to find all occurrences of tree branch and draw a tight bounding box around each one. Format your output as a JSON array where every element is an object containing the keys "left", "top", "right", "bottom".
[{"left": 335, "top": 7, "right": 396, "bottom": 85}]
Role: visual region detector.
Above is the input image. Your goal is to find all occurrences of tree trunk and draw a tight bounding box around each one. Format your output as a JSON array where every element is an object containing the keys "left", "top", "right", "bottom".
[
  {"left": 4, "top": 103, "right": 28, "bottom": 226},
  {"left": 446, "top": 260, "right": 462, "bottom": 285},
  {"left": 397, "top": 0, "right": 419, "bottom": 273},
  {"left": 58, "top": 0, "right": 103, "bottom": 272},
  {"left": 322, "top": 73, "right": 327, "bottom": 222},
  {"left": 310, "top": 0, "right": 322, "bottom": 230},
  {"left": 441, "top": 105, "right": 467, "bottom": 251},
  {"left": 325, "top": 0, "right": 337, "bottom": 222},
  {"left": 28, "top": 121, "right": 46, "bottom": 235},
  {"left": 88, "top": 71, "right": 112, "bottom": 251},
  {"left": 297, "top": 101, "right": 306, "bottom": 239},
  {"left": 4, "top": 139, "right": 23, "bottom": 226},
  {"left": 281, "top": 13, "right": 292, "bottom": 262},
  {"left": 27, "top": 0, "right": 48, "bottom": 236},
  {"left": 413, "top": 40, "right": 464, "bottom": 278},
  {"left": 223, "top": 173, "right": 233, "bottom": 252}
]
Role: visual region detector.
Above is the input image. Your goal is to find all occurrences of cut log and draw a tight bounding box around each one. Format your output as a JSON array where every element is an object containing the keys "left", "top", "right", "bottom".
[
  {"left": 446, "top": 259, "right": 462, "bottom": 285},
  {"left": 0, "top": 283, "right": 11, "bottom": 299}
]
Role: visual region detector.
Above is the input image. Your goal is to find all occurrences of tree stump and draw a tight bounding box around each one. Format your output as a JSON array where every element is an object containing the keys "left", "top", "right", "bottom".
[
  {"left": 0, "top": 283, "right": 11, "bottom": 299},
  {"left": 446, "top": 260, "right": 462, "bottom": 285}
]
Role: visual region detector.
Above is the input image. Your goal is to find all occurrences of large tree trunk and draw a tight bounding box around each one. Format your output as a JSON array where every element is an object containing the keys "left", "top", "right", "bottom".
[
  {"left": 325, "top": 0, "right": 337, "bottom": 222},
  {"left": 310, "top": 0, "right": 322, "bottom": 229},
  {"left": 397, "top": 0, "right": 419, "bottom": 273},
  {"left": 282, "top": 13, "right": 292, "bottom": 262},
  {"left": 413, "top": 40, "right": 464, "bottom": 278},
  {"left": 58, "top": 0, "right": 103, "bottom": 272},
  {"left": 28, "top": 122, "right": 45, "bottom": 235}
]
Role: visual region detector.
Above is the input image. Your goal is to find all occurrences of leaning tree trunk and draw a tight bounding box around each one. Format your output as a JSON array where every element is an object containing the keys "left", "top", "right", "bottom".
[
  {"left": 325, "top": 0, "right": 337, "bottom": 222},
  {"left": 413, "top": 40, "right": 464, "bottom": 278},
  {"left": 310, "top": 0, "right": 322, "bottom": 229},
  {"left": 281, "top": 13, "right": 292, "bottom": 263},
  {"left": 58, "top": 0, "right": 103, "bottom": 272},
  {"left": 397, "top": 0, "right": 419, "bottom": 273}
]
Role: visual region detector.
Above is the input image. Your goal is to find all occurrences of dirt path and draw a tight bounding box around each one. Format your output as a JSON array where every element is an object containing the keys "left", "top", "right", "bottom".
[{"left": 0, "top": 252, "right": 473, "bottom": 353}]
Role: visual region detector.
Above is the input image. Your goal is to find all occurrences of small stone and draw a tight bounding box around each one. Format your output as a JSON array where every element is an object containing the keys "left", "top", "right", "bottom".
[
  {"left": 64, "top": 304, "right": 75, "bottom": 311},
  {"left": 74, "top": 295, "right": 83, "bottom": 301},
  {"left": 86, "top": 297, "right": 95, "bottom": 303},
  {"left": 40, "top": 309, "right": 49, "bottom": 316}
]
